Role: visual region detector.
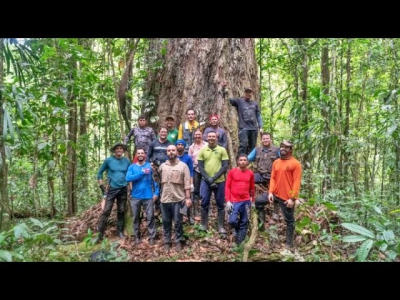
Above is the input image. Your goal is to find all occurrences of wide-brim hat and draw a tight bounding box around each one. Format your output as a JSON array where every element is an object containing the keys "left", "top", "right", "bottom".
[{"left": 110, "top": 142, "right": 127, "bottom": 152}]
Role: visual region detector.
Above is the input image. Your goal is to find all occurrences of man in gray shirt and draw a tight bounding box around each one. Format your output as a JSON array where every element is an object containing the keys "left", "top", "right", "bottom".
[{"left": 229, "top": 87, "right": 263, "bottom": 156}]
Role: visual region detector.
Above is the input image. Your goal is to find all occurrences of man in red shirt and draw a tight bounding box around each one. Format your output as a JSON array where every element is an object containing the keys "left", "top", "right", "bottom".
[
  {"left": 267, "top": 140, "right": 302, "bottom": 250},
  {"left": 225, "top": 154, "right": 255, "bottom": 246}
]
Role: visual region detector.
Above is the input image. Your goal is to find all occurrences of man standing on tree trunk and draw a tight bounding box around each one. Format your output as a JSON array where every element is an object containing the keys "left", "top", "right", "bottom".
[
  {"left": 229, "top": 87, "right": 263, "bottom": 155},
  {"left": 267, "top": 140, "right": 302, "bottom": 250},
  {"left": 197, "top": 130, "right": 229, "bottom": 236},
  {"left": 157, "top": 145, "right": 192, "bottom": 252},
  {"left": 95, "top": 143, "right": 130, "bottom": 244}
]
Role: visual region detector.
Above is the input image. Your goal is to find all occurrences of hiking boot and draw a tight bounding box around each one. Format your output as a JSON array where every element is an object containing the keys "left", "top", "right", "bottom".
[
  {"left": 134, "top": 237, "right": 141, "bottom": 245},
  {"left": 117, "top": 232, "right": 126, "bottom": 239},
  {"left": 149, "top": 238, "right": 155, "bottom": 246}
]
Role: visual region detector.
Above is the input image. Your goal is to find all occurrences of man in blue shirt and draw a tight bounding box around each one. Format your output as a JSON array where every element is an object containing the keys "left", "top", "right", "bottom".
[
  {"left": 126, "top": 148, "right": 160, "bottom": 245},
  {"left": 95, "top": 143, "right": 130, "bottom": 243}
]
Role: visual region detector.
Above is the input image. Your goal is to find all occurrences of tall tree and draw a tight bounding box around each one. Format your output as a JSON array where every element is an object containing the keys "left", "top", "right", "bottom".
[
  {"left": 0, "top": 39, "right": 10, "bottom": 230},
  {"left": 151, "top": 38, "right": 259, "bottom": 164}
]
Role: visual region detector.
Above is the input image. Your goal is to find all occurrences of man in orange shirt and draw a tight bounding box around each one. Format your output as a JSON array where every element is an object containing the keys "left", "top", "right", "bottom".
[{"left": 267, "top": 140, "right": 302, "bottom": 250}]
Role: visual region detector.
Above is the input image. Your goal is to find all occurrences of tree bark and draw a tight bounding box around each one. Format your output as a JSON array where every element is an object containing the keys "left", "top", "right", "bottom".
[
  {"left": 152, "top": 38, "right": 259, "bottom": 164},
  {"left": 321, "top": 45, "right": 331, "bottom": 193},
  {"left": 67, "top": 67, "right": 78, "bottom": 216},
  {"left": 0, "top": 38, "right": 11, "bottom": 231}
]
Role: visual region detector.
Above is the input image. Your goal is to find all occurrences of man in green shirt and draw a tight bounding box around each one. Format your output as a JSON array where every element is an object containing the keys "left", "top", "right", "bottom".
[
  {"left": 197, "top": 130, "right": 229, "bottom": 235},
  {"left": 165, "top": 116, "right": 178, "bottom": 144}
]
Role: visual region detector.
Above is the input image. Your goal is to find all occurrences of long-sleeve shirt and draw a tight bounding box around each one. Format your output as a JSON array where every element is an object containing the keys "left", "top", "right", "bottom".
[
  {"left": 125, "top": 162, "right": 159, "bottom": 199},
  {"left": 97, "top": 156, "right": 130, "bottom": 189},
  {"left": 229, "top": 97, "right": 262, "bottom": 130},
  {"left": 177, "top": 154, "right": 194, "bottom": 178},
  {"left": 225, "top": 168, "right": 255, "bottom": 203},
  {"left": 178, "top": 120, "right": 199, "bottom": 139},
  {"left": 248, "top": 146, "right": 280, "bottom": 161},
  {"left": 146, "top": 139, "right": 172, "bottom": 163},
  {"left": 203, "top": 126, "right": 228, "bottom": 149},
  {"left": 124, "top": 126, "right": 156, "bottom": 152},
  {"left": 158, "top": 160, "right": 191, "bottom": 203},
  {"left": 269, "top": 157, "right": 302, "bottom": 201}
]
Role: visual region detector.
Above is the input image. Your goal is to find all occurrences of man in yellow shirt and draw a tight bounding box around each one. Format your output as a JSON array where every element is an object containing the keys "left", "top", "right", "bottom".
[
  {"left": 178, "top": 109, "right": 199, "bottom": 154},
  {"left": 197, "top": 130, "right": 229, "bottom": 236}
]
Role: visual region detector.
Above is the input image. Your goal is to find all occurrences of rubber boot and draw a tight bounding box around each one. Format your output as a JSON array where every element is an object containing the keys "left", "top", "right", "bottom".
[
  {"left": 199, "top": 208, "right": 209, "bottom": 231},
  {"left": 217, "top": 210, "right": 227, "bottom": 235},
  {"left": 92, "top": 232, "right": 104, "bottom": 244},
  {"left": 187, "top": 205, "right": 195, "bottom": 225},
  {"left": 257, "top": 209, "right": 266, "bottom": 232},
  {"left": 285, "top": 225, "right": 295, "bottom": 250}
]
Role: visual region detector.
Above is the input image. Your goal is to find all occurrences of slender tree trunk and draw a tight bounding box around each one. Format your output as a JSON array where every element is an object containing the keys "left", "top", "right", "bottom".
[
  {"left": 0, "top": 38, "right": 11, "bottom": 231},
  {"left": 297, "top": 38, "right": 312, "bottom": 196},
  {"left": 321, "top": 44, "right": 331, "bottom": 194},
  {"left": 343, "top": 40, "right": 351, "bottom": 181},
  {"left": 118, "top": 38, "right": 139, "bottom": 133},
  {"left": 151, "top": 38, "right": 259, "bottom": 165},
  {"left": 66, "top": 64, "right": 78, "bottom": 216},
  {"left": 107, "top": 39, "right": 125, "bottom": 141}
]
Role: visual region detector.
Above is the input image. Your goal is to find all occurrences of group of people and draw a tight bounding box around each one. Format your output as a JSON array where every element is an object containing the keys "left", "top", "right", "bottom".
[{"left": 95, "top": 87, "right": 302, "bottom": 252}]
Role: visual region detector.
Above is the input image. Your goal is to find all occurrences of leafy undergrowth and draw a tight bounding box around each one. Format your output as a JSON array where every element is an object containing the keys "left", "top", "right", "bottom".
[{"left": 65, "top": 200, "right": 353, "bottom": 262}]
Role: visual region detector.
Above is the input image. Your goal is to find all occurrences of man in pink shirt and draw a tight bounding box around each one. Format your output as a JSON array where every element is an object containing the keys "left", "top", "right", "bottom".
[{"left": 225, "top": 154, "right": 255, "bottom": 246}]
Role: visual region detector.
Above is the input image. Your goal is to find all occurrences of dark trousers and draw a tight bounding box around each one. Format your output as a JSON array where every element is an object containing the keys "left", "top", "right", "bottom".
[
  {"left": 160, "top": 201, "right": 183, "bottom": 244},
  {"left": 98, "top": 186, "right": 127, "bottom": 234},
  {"left": 130, "top": 197, "right": 156, "bottom": 239},
  {"left": 228, "top": 200, "right": 251, "bottom": 244},
  {"left": 193, "top": 170, "right": 202, "bottom": 202},
  {"left": 200, "top": 180, "right": 225, "bottom": 212},
  {"left": 238, "top": 129, "right": 258, "bottom": 156},
  {"left": 255, "top": 192, "right": 295, "bottom": 229}
]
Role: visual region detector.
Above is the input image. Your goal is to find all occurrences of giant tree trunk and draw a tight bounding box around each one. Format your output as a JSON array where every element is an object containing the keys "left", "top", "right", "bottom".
[
  {"left": 153, "top": 38, "right": 259, "bottom": 164},
  {"left": 0, "top": 38, "right": 11, "bottom": 230}
]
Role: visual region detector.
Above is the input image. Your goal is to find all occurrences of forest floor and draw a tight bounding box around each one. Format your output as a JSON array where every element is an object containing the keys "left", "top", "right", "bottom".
[{"left": 65, "top": 199, "right": 352, "bottom": 262}]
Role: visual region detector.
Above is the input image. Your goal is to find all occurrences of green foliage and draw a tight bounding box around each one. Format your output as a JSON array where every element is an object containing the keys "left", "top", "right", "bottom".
[{"left": 342, "top": 220, "right": 399, "bottom": 261}]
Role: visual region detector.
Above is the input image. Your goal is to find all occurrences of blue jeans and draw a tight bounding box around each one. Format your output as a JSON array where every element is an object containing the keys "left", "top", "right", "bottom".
[
  {"left": 200, "top": 180, "right": 225, "bottom": 212},
  {"left": 228, "top": 200, "right": 251, "bottom": 244}
]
